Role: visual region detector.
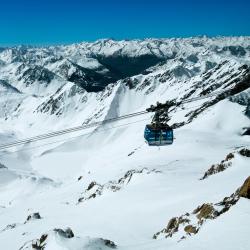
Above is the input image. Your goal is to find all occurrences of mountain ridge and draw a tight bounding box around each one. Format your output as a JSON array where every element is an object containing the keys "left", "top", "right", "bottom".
[{"left": 0, "top": 36, "right": 249, "bottom": 250}]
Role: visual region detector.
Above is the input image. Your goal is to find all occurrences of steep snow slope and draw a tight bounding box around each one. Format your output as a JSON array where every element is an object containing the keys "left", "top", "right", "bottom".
[
  {"left": 0, "top": 100, "right": 249, "bottom": 250},
  {"left": 0, "top": 37, "right": 250, "bottom": 250}
]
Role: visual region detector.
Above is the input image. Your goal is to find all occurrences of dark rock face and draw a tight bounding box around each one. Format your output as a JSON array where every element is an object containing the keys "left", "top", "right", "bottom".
[
  {"left": 54, "top": 227, "right": 74, "bottom": 238},
  {"left": 239, "top": 148, "right": 250, "bottom": 157},
  {"left": 21, "top": 66, "right": 56, "bottom": 87},
  {"left": 36, "top": 94, "right": 63, "bottom": 116},
  {"left": 19, "top": 230, "right": 117, "bottom": 250},
  {"left": 87, "top": 181, "right": 97, "bottom": 191},
  {"left": 205, "top": 61, "right": 217, "bottom": 71},
  {"left": 201, "top": 153, "right": 234, "bottom": 180},
  {"left": 101, "top": 239, "right": 117, "bottom": 249},
  {"left": 31, "top": 234, "right": 48, "bottom": 250},
  {"left": 186, "top": 54, "right": 199, "bottom": 63},
  {"left": 67, "top": 63, "right": 119, "bottom": 92},
  {"left": 25, "top": 212, "right": 42, "bottom": 223},
  {"left": 19, "top": 228, "right": 75, "bottom": 249},
  {"left": 95, "top": 54, "right": 165, "bottom": 78},
  {"left": 0, "top": 162, "right": 7, "bottom": 169},
  {"left": 228, "top": 68, "right": 250, "bottom": 108},
  {"left": 246, "top": 105, "right": 250, "bottom": 117},
  {"left": 78, "top": 168, "right": 161, "bottom": 203},
  {"left": 172, "top": 66, "right": 193, "bottom": 78},
  {"left": 242, "top": 128, "right": 250, "bottom": 135},
  {"left": 0, "top": 223, "right": 17, "bottom": 233},
  {"left": 0, "top": 80, "right": 21, "bottom": 93},
  {"left": 223, "top": 46, "right": 246, "bottom": 57}
]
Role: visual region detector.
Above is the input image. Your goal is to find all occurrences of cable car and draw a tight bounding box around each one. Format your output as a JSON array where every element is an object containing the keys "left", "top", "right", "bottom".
[
  {"left": 144, "top": 100, "right": 175, "bottom": 146},
  {"left": 144, "top": 124, "right": 173, "bottom": 146}
]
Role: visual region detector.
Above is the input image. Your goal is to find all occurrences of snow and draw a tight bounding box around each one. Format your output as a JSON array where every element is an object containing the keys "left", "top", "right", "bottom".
[
  {"left": 175, "top": 199, "right": 250, "bottom": 250},
  {"left": 0, "top": 99, "right": 249, "bottom": 249},
  {"left": 0, "top": 37, "right": 249, "bottom": 249}
]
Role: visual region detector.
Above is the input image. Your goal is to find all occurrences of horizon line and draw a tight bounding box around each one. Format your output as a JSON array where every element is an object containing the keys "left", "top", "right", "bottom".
[{"left": 1, "top": 34, "right": 250, "bottom": 48}]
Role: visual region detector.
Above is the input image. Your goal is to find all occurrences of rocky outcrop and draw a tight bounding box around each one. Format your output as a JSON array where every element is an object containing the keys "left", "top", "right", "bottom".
[
  {"left": 19, "top": 227, "right": 117, "bottom": 250},
  {"left": 20, "top": 66, "right": 56, "bottom": 87},
  {"left": 53, "top": 227, "right": 74, "bottom": 238},
  {"left": 25, "top": 212, "right": 42, "bottom": 224},
  {"left": 242, "top": 127, "right": 250, "bottom": 135},
  {"left": 78, "top": 168, "right": 161, "bottom": 203},
  {"left": 239, "top": 148, "right": 250, "bottom": 157},
  {"left": 201, "top": 148, "right": 250, "bottom": 180},
  {"left": 0, "top": 223, "right": 17, "bottom": 233},
  {"left": 238, "top": 176, "right": 250, "bottom": 199},
  {"left": 101, "top": 239, "right": 117, "bottom": 249},
  {"left": 30, "top": 234, "right": 48, "bottom": 250},
  {"left": 0, "top": 163, "right": 7, "bottom": 169},
  {"left": 153, "top": 176, "right": 250, "bottom": 241},
  {"left": 19, "top": 228, "right": 74, "bottom": 250},
  {"left": 201, "top": 152, "right": 234, "bottom": 180},
  {"left": 1, "top": 213, "right": 42, "bottom": 233}
]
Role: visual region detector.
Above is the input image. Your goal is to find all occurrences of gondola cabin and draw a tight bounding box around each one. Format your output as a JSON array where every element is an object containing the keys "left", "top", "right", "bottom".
[{"left": 144, "top": 124, "right": 173, "bottom": 146}]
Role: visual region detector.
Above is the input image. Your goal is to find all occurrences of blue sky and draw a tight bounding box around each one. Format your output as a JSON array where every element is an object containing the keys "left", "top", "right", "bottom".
[{"left": 0, "top": 0, "right": 249, "bottom": 46}]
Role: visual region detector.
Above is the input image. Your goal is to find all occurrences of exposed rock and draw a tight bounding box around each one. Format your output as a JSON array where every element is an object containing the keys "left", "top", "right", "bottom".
[
  {"left": 101, "top": 238, "right": 117, "bottom": 248},
  {"left": 21, "top": 66, "right": 56, "bottom": 87},
  {"left": 225, "top": 152, "right": 234, "bottom": 161},
  {"left": 54, "top": 227, "right": 74, "bottom": 238},
  {"left": 2, "top": 213, "right": 42, "bottom": 233},
  {"left": 31, "top": 234, "right": 48, "bottom": 250},
  {"left": 77, "top": 176, "right": 83, "bottom": 181},
  {"left": 153, "top": 176, "right": 250, "bottom": 241},
  {"left": 153, "top": 215, "right": 190, "bottom": 239},
  {"left": 201, "top": 153, "right": 234, "bottom": 180},
  {"left": 246, "top": 105, "right": 250, "bottom": 118},
  {"left": 128, "top": 151, "right": 135, "bottom": 156},
  {"left": 239, "top": 176, "right": 250, "bottom": 199},
  {"left": 0, "top": 223, "right": 17, "bottom": 233},
  {"left": 78, "top": 168, "right": 161, "bottom": 203},
  {"left": 184, "top": 225, "right": 197, "bottom": 234},
  {"left": 19, "top": 234, "right": 48, "bottom": 250},
  {"left": 166, "top": 217, "right": 178, "bottom": 232},
  {"left": 223, "top": 46, "right": 246, "bottom": 56},
  {"left": 25, "top": 212, "right": 42, "bottom": 223},
  {"left": 87, "top": 181, "right": 97, "bottom": 191},
  {"left": 19, "top": 230, "right": 117, "bottom": 250},
  {"left": 194, "top": 203, "right": 217, "bottom": 220},
  {"left": 242, "top": 128, "right": 250, "bottom": 135},
  {"left": 184, "top": 72, "right": 250, "bottom": 127},
  {"left": 215, "top": 190, "right": 240, "bottom": 216},
  {"left": 0, "top": 163, "right": 7, "bottom": 169},
  {"left": 238, "top": 148, "right": 250, "bottom": 157}
]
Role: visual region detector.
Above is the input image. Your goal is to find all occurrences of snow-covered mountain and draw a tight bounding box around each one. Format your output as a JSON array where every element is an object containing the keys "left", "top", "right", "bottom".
[{"left": 0, "top": 37, "right": 250, "bottom": 250}]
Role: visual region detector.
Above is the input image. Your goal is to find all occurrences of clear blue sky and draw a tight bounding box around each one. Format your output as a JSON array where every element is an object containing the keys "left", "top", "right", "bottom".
[{"left": 0, "top": 0, "right": 249, "bottom": 46}]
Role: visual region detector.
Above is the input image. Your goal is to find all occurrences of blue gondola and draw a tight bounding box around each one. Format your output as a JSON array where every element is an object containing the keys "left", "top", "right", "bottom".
[
  {"left": 144, "top": 100, "right": 176, "bottom": 146},
  {"left": 144, "top": 124, "right": 173, "bottom": 146}
]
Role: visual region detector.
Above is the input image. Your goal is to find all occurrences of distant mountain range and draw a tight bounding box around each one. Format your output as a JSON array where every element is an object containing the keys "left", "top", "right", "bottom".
[{"left": 0, "top": 36, "right": 249, "bottom": 131}]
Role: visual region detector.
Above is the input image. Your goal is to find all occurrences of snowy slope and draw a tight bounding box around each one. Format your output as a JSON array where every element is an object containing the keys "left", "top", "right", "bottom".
[{"left": 0, "top": 37, "right": 250, "bottom": 250}]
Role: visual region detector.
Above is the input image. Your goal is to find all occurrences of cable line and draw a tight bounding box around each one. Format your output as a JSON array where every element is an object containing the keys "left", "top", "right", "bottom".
[
  {"left": 0, "top": 118, "right": 151, "bottom": 156},
  {"left": 0, "top": 111, "right": 148, "bottom": 150},
  {"left": 0, "top": 87, "right": 235, "bottom": 151}
]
